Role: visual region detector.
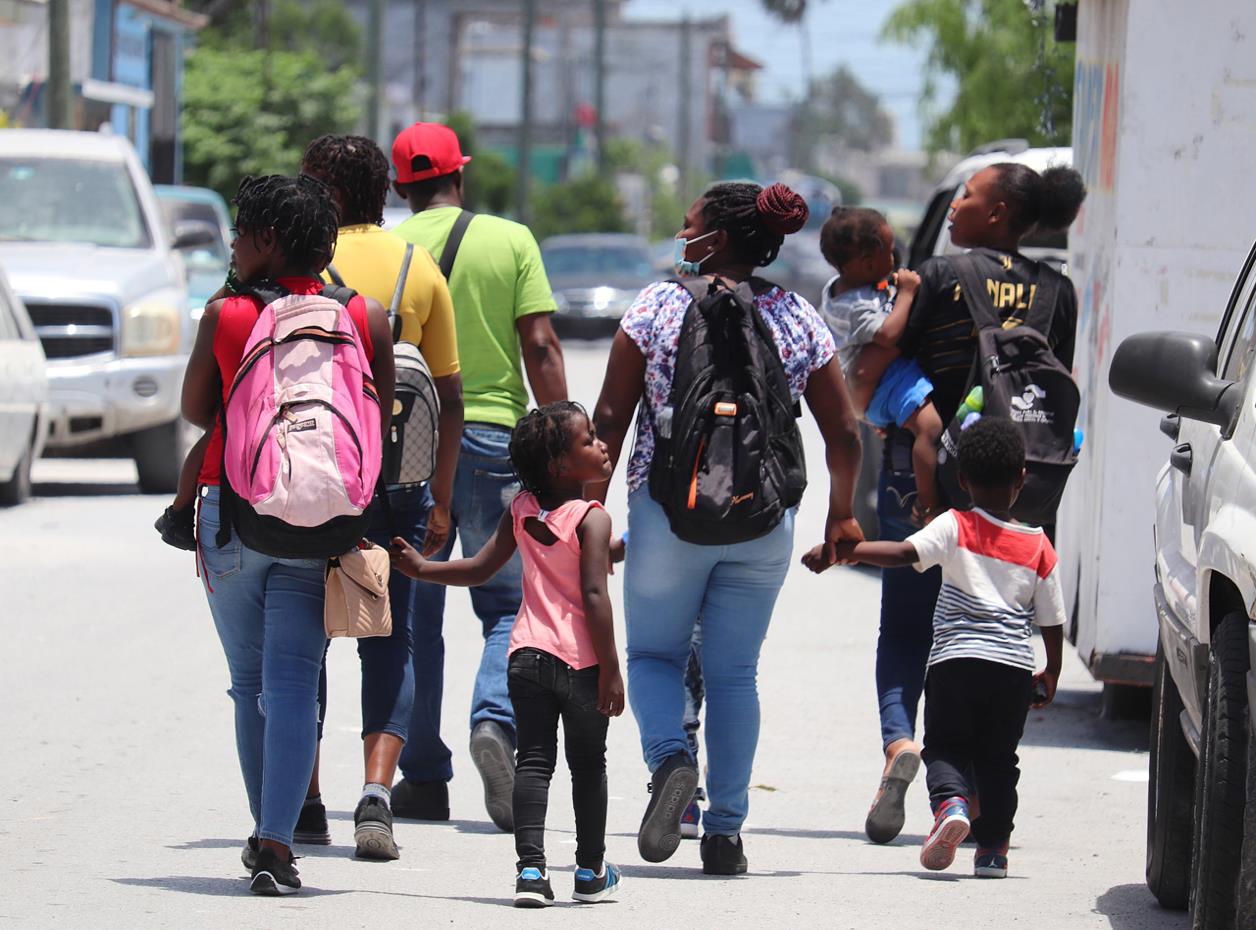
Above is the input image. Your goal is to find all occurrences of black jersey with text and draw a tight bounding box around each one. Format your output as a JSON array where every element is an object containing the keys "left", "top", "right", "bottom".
[{"left": 899, "top": 248, "right": 1078, "bottom": 422}]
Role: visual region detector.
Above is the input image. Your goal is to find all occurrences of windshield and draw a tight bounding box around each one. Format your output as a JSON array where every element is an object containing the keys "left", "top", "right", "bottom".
[
  {"left": 542, "top": 245, "right": 652, "bottom": 278},
  {"left": 0, "top": 158, "right": 152, "bottom": 248}
]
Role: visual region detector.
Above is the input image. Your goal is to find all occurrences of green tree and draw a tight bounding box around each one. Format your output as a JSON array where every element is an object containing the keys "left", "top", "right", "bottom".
[
  {"left": 797, "top": 65, "right": 894, "bottom": 163},
  {"left": 760, "top": 0, "right": 810, "bottom": 22},
  {"left": 528, "top": 174, "right": 628, "bottom": 242},
  {"left": 883, "top": 0, "right": 1074, "bottom": 153},
  {"left": 185, "top": 0, "right": 362, "bottom": 65},
  {"left": 442, "top": 111, "right": 517, "bottom": 215},
  {"left": 182, "top": 48, "right": 361, "bottom": 199}
]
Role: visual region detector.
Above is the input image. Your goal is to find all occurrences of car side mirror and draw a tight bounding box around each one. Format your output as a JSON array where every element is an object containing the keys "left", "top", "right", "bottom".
[
  {"left": 172, "top": 220, "right": 218, "bottom": 251},
  {"left": 1109, "top": 331, "right": 1241, "bottom": 429}
]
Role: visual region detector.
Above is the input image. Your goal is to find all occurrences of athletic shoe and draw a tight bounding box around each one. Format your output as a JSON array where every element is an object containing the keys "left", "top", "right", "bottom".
[
  {"left": 354, "top": 795, "right": 400, "bottom": 861},
  {"left": 700, "top": 834, "right": 748, "bottom": 876},
  {"left": 293, "top": 799, "right": 332, "bottom": 845},
  {"left": 249, "top": 847, "right": 301, "bottom": 896},
  {"left": 680, "top": 797, "right": 702, "bottom": 839},
  {"left": 573, "top": 861, "right": 622, "bottom": 903},
  {"left": 920, "top": 797, "right": 971, "bottom": 871},
  {"left": 470, "top": 721, "right": 515, "bottom": 832},
  {"left": 974, "top": 845, "right": 1010, "bottom": 878},
  {"left": 638, "top": 751, "right": 699, "bottom": 862},
  {"left": 241, "top": 835, "right": 259, "bottom": 872},
  {"left": 865, "top": 743, "right": 922, "bottom": 844},
  {"left": 514, "top": 867, "right": 554, "bottom": 908},
  {"left": 154, "top": 505, "right": 196, "bottom": 551},
  {"left": 391, "top": 778, "right": 450, "bottom": 821}
]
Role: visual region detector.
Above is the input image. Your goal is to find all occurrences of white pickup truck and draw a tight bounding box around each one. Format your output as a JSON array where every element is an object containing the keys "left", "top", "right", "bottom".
[{"left": 0, "top": 130, "right": 208, "bottom": 492}]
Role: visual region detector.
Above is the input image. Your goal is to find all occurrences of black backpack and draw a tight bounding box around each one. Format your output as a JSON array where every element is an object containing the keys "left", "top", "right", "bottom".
[
  {"left": 647, "top": 277, "right": 806, "bottom": 545},
  {"left": 936, "top": 252, "right": 1080, "bottom": 525}
]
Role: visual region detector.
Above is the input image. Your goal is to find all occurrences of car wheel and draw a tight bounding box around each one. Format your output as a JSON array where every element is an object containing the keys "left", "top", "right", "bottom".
[
  {"left": 0, "top": 430, "right": 34, "bottom": 506},
  {"left": 1146, "top": 642, "right": 1195, "bottom": 910},
  {"left": 132, "top": 419, "right": 194, "bottom": 495},
  {"left": 1190, "top": 611, "right": 1251, "bottom": 930},
  {"left": 1238, "top": 717, "right": 1256, "bottom": 925}
]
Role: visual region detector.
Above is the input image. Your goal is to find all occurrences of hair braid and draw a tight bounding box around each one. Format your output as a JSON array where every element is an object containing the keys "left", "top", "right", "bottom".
[
  {"left": 702, "top": 181, "right": 808, "bottom": 268},
  {"left": 232, "top": 174, "right": 339, "bottom": 271},
  {"left": 301, "top": 134, "right": 392, "bottom": 227},
  {"left": 508, "top": 401, "right": 587, "bottom": 497}
]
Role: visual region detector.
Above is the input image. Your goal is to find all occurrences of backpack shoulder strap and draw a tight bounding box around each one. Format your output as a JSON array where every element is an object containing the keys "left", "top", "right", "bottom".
[
  {"left": 669, "top": 276, "right": 713, "bottom": 304},
  {"left": 948, "top": 252, "right": 1003, "bottom": 331},
  {"left": 1022, "top": 262, "right": 1062, "bottom": 337},
  {"left": 237, "top": 279, "right": 290, "bottom": 309},
  {"left": 319, "top": 284, "right": 357, "bottom": 308},
  {"left": 388, "top": 243, "right": 414, "bottom": 342},
  {"left": 326, "top": 263, "right": 347, "bottom": 288},
  {"left": 438, "top": 210, "right": 475, "bottom": 280}
]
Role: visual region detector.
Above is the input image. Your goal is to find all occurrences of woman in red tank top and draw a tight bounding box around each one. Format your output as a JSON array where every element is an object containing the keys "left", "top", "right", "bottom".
[{"left": 178, "top": 175, "right": 394, "bottom": 896}]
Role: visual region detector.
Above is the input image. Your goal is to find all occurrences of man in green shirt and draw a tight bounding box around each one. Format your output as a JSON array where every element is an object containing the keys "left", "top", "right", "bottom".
[{"left": 389, "top": 122, "right": 567, "bottom": 831}]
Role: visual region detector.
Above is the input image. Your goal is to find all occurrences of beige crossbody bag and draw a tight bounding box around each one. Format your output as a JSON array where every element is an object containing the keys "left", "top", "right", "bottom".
[{"left": 325, "top": 542, "right": 392, "bottom": 638}]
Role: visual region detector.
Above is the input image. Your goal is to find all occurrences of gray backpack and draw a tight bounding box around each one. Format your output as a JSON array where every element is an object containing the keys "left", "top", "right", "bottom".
[{"left": 329, "top": 244, "right": 440, "bottom": 487}]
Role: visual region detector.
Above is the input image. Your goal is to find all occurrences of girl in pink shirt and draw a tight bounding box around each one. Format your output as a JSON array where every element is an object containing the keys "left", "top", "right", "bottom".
[{"left": 390, "top": 401, "right": 626, "bottom": 907}]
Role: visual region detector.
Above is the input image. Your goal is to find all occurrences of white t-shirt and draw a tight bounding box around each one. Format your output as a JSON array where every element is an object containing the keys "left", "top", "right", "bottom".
[{"left": 908, "top": 507, "right": 1066, "bottom": 671}]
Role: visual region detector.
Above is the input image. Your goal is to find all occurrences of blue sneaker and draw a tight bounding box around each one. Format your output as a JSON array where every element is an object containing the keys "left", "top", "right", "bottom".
[
  {"left": 920, "top": 796, "right": 970, "bottom": 871},
  {"left": 681, "top": 797, "right": 701, "bottom": 839},
  {"left": 514, "top": 867, "right": 554, "bottom": 908},
  {"left": 974, "top": 845, "right": 1009, "bottom": 878},
  {"left": 572, "top": 861, "right": 622, "bottom": 903}
]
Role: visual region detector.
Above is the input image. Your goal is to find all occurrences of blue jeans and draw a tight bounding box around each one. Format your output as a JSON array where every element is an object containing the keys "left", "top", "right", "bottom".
[
  {"left": 875, "top": 465, "right": 940, "bottom": 750},
  {"left": 198, "top": 486, "right": 327, "bottom": 846},
  {"left": 399, "top": 424, "right": 522, "bottom": 783},
  {"left": 623, "top": 489, "right": 794, "bottom": 836}
]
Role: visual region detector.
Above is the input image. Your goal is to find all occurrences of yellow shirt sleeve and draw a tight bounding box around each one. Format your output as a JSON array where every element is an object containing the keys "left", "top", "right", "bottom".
[{"left": 400, "top": 248, "right": 460, "bottom": 377}]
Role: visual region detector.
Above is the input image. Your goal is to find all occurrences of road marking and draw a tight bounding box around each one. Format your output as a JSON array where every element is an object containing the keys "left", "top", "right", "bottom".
[{"left": 1112, "top": 769, "right": 1149, "bottom": 783}]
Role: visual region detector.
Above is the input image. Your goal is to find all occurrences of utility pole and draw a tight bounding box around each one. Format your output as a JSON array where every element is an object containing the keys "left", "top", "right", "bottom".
[
  {"left": 412, "top": 0, "right": 427, "bottom": 120},
  {"left": 516, "top": 0, "right": 537, "bottom": 224},
  {"left": 46, "top": 0, "right": 73, "bottom": 129},
  {"left": 677, "top": 14, "right": 691, "bottom": 203},
  {"left": 593, "top": 0, "right": 607, "bottom": 175},
  {"left": 366, "top": 0, "right": 385, "bottom": 144}
]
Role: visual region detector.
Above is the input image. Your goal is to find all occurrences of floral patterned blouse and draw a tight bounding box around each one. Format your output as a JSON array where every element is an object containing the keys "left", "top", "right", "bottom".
[{"left": 618, "top": 280, "right": 836, "bottom": 493}]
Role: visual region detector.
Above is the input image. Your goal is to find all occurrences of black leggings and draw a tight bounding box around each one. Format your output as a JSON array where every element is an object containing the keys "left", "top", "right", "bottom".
[
  {"left": 508, "top": 648, "right": 609, "bottom": 871},
  {"left": 922, "top": 658, "right": 1033, "bottom": 849}
]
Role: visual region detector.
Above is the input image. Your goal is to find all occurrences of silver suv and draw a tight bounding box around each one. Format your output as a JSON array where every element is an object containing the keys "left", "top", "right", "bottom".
[
  {"left": 0, "top": 129, "right": 202, "bottom": 493},
  {"left": 1109, "top": 239, "right": 1256, "bottom": 927}
]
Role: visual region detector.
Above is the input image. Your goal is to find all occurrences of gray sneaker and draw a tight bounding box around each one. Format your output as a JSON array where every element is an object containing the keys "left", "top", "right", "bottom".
[
  {"left": 638, "top": 751, "right": 699, "bottom": 863},
  {"left": 865, "top": 746, "right": 922, "bottom": 844},
  {"left": 470, "top": 721, "right": 515, "bottom": 832}
]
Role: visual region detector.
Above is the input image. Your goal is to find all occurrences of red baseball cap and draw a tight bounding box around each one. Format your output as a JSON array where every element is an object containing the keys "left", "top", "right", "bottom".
[{"left": 392, "top": 122, "right": 472, "bottom": 183}]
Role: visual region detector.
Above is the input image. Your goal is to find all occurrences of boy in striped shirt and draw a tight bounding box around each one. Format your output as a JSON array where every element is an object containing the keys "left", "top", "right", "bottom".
[{"left": 803, "top": 416, "right": 1064, "bottom": 879}]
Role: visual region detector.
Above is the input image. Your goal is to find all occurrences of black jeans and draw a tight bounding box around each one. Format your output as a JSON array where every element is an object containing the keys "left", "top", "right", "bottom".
[
  {"left": 508, "top": 648, "right": 609, "bottom": 871},
  {"left": 922, "top": 658, "right": 1033, "bottom": 849}
]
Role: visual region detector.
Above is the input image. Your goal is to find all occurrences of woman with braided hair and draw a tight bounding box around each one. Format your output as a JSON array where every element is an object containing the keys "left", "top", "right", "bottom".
[
  {"left": 180, "top": 174, "right": 395, "bottom": 895},
  {"left": 591, "top": 181, "right": 864, "bottom": 875}
]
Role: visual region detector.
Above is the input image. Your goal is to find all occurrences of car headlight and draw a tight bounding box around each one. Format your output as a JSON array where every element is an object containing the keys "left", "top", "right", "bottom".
[
  {"left": 592, "top": 287, "right": 634, "bottom": 317},
  {"left": 121, "top": 298, "right": 182, "bottom": 357}
]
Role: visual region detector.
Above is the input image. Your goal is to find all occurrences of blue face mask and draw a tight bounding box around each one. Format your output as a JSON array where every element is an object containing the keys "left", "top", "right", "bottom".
[{"left": 673, "top": 230, "right": 718, "bottom": 276}]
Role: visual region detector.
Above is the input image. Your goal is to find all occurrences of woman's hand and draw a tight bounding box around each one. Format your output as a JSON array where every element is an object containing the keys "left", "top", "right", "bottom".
[
  {"left": 825, "top": 515, "right": 864, "bottom": 564},
  {"left": 607, "top": 535, "right": 626, "bottom": 574},
  {"left": 389, "top": 536, "right": 426, "bottom": 580}
]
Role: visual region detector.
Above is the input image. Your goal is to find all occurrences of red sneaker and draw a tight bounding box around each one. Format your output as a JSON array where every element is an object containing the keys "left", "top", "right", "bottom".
[{"left": 920, "top": 797, "right": 971, "bottom": 871}]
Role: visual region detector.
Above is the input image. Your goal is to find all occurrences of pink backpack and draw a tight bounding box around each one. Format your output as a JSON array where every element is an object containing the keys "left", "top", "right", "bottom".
[{"left": 216, "top": 284, "right": 382, "bottom": 559}]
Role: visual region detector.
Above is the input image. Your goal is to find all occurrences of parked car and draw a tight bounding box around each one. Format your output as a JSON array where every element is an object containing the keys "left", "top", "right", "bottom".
[
  {"left": 0, "top": 129, "right": 196, "bottom": 493},
  {"left": 541, "top": 233, "right": 655, "bottom": 338},
  {"left": 1108, "top": 239, "right": 1256, "bottom": 927},
  {"left": 154, "top": 184, "right": 232, "bottom": 320},
  {"left": 0, "top": 262, "right": 47, "bottom": 505}
]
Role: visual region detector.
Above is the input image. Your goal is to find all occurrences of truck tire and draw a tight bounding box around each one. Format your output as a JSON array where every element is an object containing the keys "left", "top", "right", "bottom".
[
  {"left": 0, "top": 431, "right": 34, "bottom": 506},
  {"left": 1238, "top": 718, "right": 1256, "bottom": 926},
  {"left": 132, "top": 419, "right": 190, "bottom": 495},
  {"left": 1190, "top": 611, "right": 1251, "bottom": 930},
  {"left": 1147, "top": 643, "right": 1195, "bottom": 910}
]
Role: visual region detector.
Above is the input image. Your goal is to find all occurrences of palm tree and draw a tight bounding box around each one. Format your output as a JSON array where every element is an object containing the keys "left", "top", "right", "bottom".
[{"left": 761, "top": 0, "right": 808, "bottom": 21}]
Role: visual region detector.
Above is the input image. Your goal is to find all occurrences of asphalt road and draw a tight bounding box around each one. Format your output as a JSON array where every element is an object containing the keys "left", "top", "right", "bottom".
[{"left": 0, "top": 341, "right": 1187, "bottom": 929}]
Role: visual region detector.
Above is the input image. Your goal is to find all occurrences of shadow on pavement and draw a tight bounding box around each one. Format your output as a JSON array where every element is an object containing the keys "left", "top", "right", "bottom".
[
  {"left": 111, "top": 876, "right": 350, "bottom": 897},
  {"left": 747, "top": 826, "right": 928, "bottom": 845},
  {"left": 33, "top": 481, "right": 140, "bottom": 498},
  {"left": 1094, "top": 883, "right": 1188, "bottom": 929},
  {"left": 1019, "top": 686, "right": 1150, "bottom": 752}
]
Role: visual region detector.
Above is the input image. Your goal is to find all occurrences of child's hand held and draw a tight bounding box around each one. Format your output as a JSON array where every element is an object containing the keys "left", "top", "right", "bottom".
[{"left": 389, "top": 536, "right": 425, "bottom": 579}]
